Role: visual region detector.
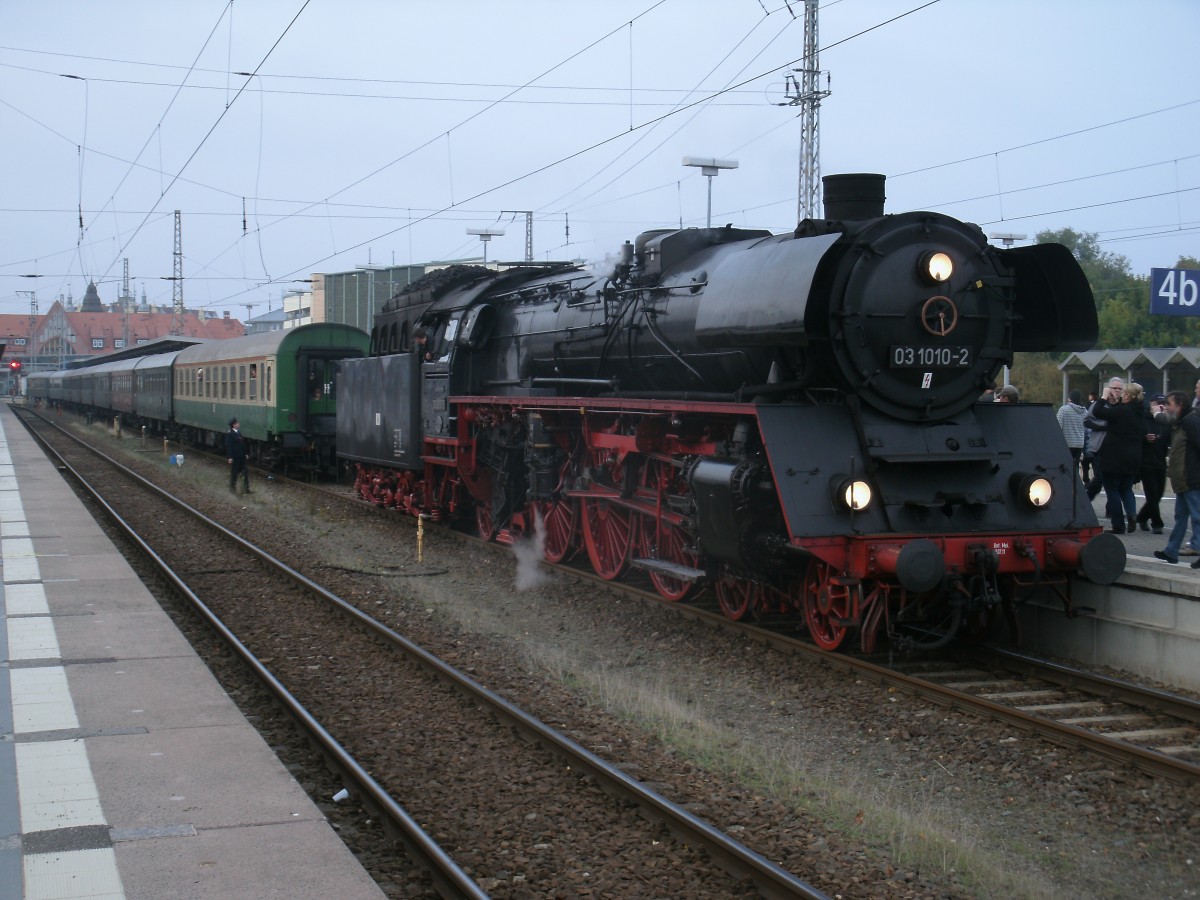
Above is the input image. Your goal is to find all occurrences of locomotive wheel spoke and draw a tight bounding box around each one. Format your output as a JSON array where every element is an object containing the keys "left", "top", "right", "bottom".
[
  {"left": 634, "top": 459, "right": 697, "bottom": 601},
  {"left": 476, "top": 502, "right": 497, "bottom": 543},
  {"left": 582, "top": 497, "right": 634, "bottom": 580},
  {"left": 638, "top": 519, "right": 696, "bottom": 602},
  {"left": 535, "top": 498, "right": 577, "bottom": 564},
  {"left": 803, "top": 562, "right": 854, "bottom": 651},
  {"left": 715, "top": 571, "right": 760, "bottom": 622}
]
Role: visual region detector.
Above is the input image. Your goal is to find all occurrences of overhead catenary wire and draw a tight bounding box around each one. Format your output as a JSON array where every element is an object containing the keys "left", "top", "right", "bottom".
[
  {"left": 95, "top": 1, "right": 311, "bottom": 287},
  {"left": 2, "top": 1, "right": 1194, "bottom": 313}
]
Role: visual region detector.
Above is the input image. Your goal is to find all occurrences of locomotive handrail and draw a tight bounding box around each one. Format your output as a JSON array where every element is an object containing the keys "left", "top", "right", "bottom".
[{"left": 530, "top": 376, "right": 616, "bottom": 389}]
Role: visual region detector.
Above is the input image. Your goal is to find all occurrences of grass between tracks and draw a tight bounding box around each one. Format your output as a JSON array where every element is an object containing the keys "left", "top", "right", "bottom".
[{"left": 523, "top": 642, "right": 1079, "bottom": 900}]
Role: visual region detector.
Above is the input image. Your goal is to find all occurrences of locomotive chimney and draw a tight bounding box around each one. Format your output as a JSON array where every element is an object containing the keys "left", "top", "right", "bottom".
[{"left": 822, "top": 173, "right": 886, "bottom": 220}]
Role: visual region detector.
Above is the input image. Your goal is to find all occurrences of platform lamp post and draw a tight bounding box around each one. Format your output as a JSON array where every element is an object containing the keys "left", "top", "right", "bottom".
[
  {"left": 682, "top": 157, "right": 738, "bottom": 228},
  {"left": 988, "top": 233, "right": 1027, "bottom": 389},
  {"left": 467, "top": 227, "right": 505, "bottom": 265}
]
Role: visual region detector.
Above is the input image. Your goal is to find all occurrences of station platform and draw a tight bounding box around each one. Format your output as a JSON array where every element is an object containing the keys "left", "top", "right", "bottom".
[
  {"left": 0, "top": 403, "right": 384, "bottom": 898},
  {"left": 1019, "top": 489, "right": 1200, "bottom": 692}
]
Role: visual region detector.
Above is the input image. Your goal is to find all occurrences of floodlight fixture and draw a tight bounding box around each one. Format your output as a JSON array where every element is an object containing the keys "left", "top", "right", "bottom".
[
  {"left": 988, "top": 232, "right": 1027, "bottom": 248},
  {"left": 467, "top": 227, "right": 506, "bottom": 264},
  {"left": 683, "top": 156, "right": 739, "bottom": 228}
]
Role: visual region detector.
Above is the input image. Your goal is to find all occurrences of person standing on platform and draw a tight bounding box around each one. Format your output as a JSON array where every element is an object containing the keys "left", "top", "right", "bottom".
[
  {"left": 225, "top": 417, "right": 251, "bottom": 495},
  {"left": 1136, "top": 393, "right": 1170, "bottom": 533},
  {"left": 1056, "top": 390, "right": 1087, "bottom": 481},
  {"left": 1153, "top": 391, "right": 1200, "bottom": 564},
  {"left": 1089, "top": 380, "right": 1143, "bottom": 533},
  {"left": 1083, "top": 381, "right": 1120, "bottom": 501},
  {"left": 1081, "top": 390, "right": 1099, "bottom": 484}
]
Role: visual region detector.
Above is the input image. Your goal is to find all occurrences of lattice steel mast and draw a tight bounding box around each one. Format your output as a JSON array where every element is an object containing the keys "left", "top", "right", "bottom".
[
  {"left": 171, "top": 210, "right": 184, "bottom": 335},
  {"left": 501, "top": 211, "right": 534, "bottom": 262},
  {"left": 782, "top": 0, "right": 831, "bottom": 221}
]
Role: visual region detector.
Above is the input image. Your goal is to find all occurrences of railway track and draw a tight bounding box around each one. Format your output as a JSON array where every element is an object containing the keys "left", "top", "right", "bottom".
[
  {"left": 892, "top": 647, "right": 1200, "bottom": 782},
  {"left": 16, "top": 406, "right": 829, "bottom": 899},
  {"left": 302, "top": 451, "right": 1200, "bottom": 785},
  {"left": 342, "top": 489, "right": 1200, "bottom": 786},
  {"left": 569, "top": 590, "right": 1200, "bottom": 785}
]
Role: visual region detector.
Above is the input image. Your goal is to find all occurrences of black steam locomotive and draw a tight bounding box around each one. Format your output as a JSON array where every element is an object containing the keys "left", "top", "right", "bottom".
[{"left": 338, "top": 174, "right": 1123, "bottom": 651}]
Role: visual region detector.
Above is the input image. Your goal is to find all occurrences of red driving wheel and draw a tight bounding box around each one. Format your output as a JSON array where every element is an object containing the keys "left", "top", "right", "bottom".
[
  {"left": 637, "top": 519, "right": 697, "bottom": 602},
  {"left": 802, "top": 562, "right": 856, "bottom": 651},
  {"left": 715, "top": 570, "right": 764, "bottom": 622},
  {"left": 581, "top": 497, "right": 634, "bottom": 580},
  {"left": 534, "top": 498, "right": 577, "bottom": 564}
]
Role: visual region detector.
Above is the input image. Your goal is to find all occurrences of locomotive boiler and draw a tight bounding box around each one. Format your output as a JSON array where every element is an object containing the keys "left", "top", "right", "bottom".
[{"left": 338, "top": 173, "right": 1124, "bottom": 652}]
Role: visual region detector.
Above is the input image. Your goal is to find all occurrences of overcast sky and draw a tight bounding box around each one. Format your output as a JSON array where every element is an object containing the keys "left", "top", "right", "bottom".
[{"left": 2, "top": 0, "right": 1196, "bottom": 320}]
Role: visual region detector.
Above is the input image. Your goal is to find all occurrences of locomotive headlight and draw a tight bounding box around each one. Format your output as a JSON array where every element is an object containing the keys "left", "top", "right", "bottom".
[
  {"left": 919, "top": 251, "right": 954, "bottom": 284},
  {"left": 831, "top": 476, "right": 872, "bottom": 511},
  {"left": 844, "top": 480, "right": 872, "bottom": 510},
  {"left": 1010, "top": 472, "right": 1053, "bottom": 509}
]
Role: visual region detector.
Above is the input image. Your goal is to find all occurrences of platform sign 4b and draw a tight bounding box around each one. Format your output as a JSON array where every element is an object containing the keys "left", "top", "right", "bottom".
[{"left": 1151, "top": 267, "right": 1200, "bottom": 316}]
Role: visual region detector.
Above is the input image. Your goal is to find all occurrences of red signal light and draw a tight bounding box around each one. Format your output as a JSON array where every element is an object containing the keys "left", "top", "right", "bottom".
[{"left": 8, "top": 361, "right": 21, "bottom": 371}]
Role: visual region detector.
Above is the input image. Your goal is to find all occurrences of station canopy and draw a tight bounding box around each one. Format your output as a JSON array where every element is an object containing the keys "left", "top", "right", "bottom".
[{"left": 1059, "top": 347, "right": 1200, "bottom": 395}]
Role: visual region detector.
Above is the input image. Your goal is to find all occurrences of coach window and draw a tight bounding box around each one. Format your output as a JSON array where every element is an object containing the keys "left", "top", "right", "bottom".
[
  {"left": 266, "top": 364, "right": 272, "bottom": 402},
  {"left": 239, "top": 365, "right": 246, "bottom": 400},
  {"left": 249, "top": 363, "right": 258, "bottom": 401}
]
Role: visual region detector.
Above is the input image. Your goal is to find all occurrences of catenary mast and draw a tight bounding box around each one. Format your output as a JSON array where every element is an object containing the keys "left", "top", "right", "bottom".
[
  {"left": 171, "top": 210, "right": 184, "bottom": 335},
  {"left": 782, "top": 0, "right": 831, "bottom": 221}
]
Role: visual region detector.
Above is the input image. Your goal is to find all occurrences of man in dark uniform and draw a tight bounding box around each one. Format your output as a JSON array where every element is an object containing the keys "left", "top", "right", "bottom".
[{"left": 225, "top": 417, "right": 250, "bottom": 495}]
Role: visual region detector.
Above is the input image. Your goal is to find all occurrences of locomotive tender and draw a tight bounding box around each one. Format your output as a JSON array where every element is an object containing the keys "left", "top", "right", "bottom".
[{"left": 339, "top": 174, "right": 1124, "bottom": 651}]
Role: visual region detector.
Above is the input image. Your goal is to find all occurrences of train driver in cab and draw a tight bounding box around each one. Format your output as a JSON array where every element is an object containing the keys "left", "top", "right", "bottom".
[{"left": 413, "top": 327, "right": 434, "bottom": 362}]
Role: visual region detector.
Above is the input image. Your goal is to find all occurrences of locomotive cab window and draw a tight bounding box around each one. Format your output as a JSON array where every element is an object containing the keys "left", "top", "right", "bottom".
[
  {"left": 438, "top": 318, "right": 459, "bottom": 360},
  {"left": 458, "top": 304, "right": 496, "bottom": 350}
]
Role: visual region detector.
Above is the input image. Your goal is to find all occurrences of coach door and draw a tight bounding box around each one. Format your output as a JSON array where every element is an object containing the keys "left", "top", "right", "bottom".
[{"left": 300, "top": 354, "right": 338, "bottom": 436}]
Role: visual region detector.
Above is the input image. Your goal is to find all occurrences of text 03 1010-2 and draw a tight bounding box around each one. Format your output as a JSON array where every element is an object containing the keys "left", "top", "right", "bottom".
[{"left": 889, "top": 345, "right": 971, "bottom": 368}]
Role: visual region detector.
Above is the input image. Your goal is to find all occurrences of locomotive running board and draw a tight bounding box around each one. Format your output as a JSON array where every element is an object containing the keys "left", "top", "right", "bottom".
[{"left": 630, "top": 558, "right": 707, "bottom": 583}]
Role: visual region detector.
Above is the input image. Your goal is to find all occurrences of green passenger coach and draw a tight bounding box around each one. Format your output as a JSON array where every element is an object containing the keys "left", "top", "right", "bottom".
[{"left": 172, "top": 323, "right": 369, "bottom": 472}]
